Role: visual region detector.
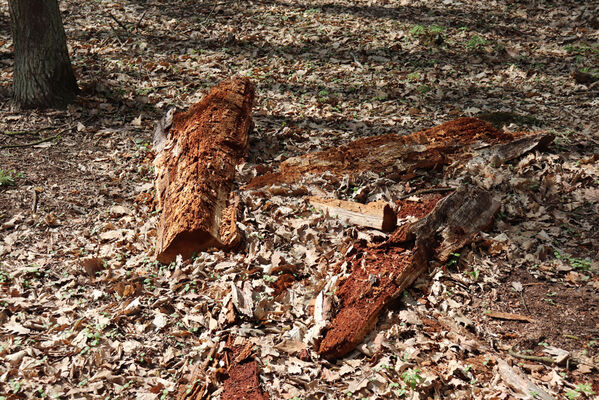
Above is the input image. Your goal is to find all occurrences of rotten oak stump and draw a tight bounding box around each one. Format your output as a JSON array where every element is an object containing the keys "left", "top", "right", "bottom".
[{"left": 154, "top": 77, "right": 255, "bottom": 263}]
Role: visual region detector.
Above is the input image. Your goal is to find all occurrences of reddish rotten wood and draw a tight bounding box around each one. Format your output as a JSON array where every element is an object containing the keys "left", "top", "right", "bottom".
[
  {"left": 154, "top": 77, "right": 254, "bottom": 263},
  {"left": 318, "top": 186, "right": 500, "bottom": 360}
]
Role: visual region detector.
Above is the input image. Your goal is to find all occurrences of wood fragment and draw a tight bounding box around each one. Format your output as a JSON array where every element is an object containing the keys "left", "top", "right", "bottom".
[
  {"left": 497, "top": 359, "right": 555, "bottom": 400},
  {"left": 508, "top": 348, "right": 556, "bottom": 365},
  {"left": 309, "top": 196, "right": 396, "bottom": 231},
  {"left": 153, "top": 77, "right": 254, "bottom": 263},
  {"left": 220, "top": 338, "right": 269, "bottom": 400},
  {"left": 485, "top": 310, "right": 537, "bottom": 323}
]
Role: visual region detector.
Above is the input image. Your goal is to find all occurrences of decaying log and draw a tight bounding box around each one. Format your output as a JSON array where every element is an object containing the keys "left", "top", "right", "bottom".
[
  {"left": 317, "top": 186, "right": 500, "bottom": 360},
  {"left": 154, "top": 77, "right": 254, "bottom": 263},
  {"left": 247, "top": 117, "right": 553, "bottom": 189},
  {"left": 309, "top": 196, "right": 396, "bottom": 232}
]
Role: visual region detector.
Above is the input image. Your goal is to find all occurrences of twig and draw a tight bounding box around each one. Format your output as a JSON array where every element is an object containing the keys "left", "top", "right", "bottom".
[
  {"left": 134, "top": 10, "right": 148, "bottom": 32},
  {"left": 0, "top": 134, "right": 62, "bottom": 149},
  {"left": 520, "top": 291, "right": 531, "bottom": 315},
  {"left": 0, "top": 122, "right": 75, "bottom": 150},
  {"left": 399, "top": 187, "right": 456, "bottom": 200},
  {"left": 508, "top": 348, "right": 555, "bottom": 365},
  {"left": 107, "top": 12, "right": 129, "bottom": 32},
  {"left": 1, "top": 130, "right": 37, "bottom": 136},
  {"left": 107, "top": 22, "right": 125, "bottom": 42},
  {"left": 32, "top": 188, "right": 40, "bottom": 214},
  {"left": 1, "top": 125, "right": 58, "bottom": 136}
]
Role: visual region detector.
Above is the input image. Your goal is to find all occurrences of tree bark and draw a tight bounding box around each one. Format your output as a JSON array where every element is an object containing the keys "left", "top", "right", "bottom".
[{"left": 8, "top": 0, "right": 79, "bottom": 108}]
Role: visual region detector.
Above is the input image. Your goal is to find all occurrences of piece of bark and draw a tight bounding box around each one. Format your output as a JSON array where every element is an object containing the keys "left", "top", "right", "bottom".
[
  {"left": 247, "top": 117, "right": 543, "bottom": 189},
  {"left": 465, "top": 132, "right": 554, "bottom": 169},
  {"left": 154, "top": 77, "right": 254, "bottom": 263},
  {"left": 318, "top": 186, "right": 499, "bottom": 360},
  {"left": 485, "top": 310, "right": 537, "bottom": 323},
  {"left": 309, "top": 196, "right": 396, "bottom": 232}
]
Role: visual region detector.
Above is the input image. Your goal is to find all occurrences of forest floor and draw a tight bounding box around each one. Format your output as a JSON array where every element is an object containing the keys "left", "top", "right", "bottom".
[{"left": 1, "top": 0, "right": 598, "bottom": 399}]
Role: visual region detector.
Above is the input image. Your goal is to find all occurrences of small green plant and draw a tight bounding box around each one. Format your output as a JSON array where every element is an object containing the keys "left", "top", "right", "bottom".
[
  {"left": 565, "top": 384, "right": 593, "bottom": 400},
  {"left": 409, "top": 25, "right": 427, "bottom": 37},
  {"left": 554, "top": 250, "right": 594, "bottom": 272},
  {"left": 9, "top": 379, "right": 22, "bottom": 394},
  {"left": 407, "top": 71, "right": 420, "bottom": 81},
  {"left": 0, "top": 169, "right": 23, "bottom": 186},
  {"left": 446, "top": 252, "right": 461, "bottom": 268},
  {"left": 466, "top": 35, "right": 486, "bottom": 50},
  {"left": 563, "top": 44, "right": 599, "bottom": 55},
  {"left": 401, "top": 368, "right": 424, "bottom": 389},
  {"left": 417, "top": 85, "right": 431, "bottom": 94},
  {"left": 468, "top": 269, "right": 480, "bottom": 281},
  {"left": 408, "top": 24, "right": 445, "bottom": 46},
  {"left": 575, "top": 383, "right": 595, "bottom": 396},
  {"left": 565, "top": 390, "right": 580, "bottom": 399},
  {"left": 0, "top": 269, "right": 12, "bottom": 283}
]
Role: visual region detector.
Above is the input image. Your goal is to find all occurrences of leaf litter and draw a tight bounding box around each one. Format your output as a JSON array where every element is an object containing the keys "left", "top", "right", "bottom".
[{"left": 1, "top": 0, "right": 598, "bottom": 399}]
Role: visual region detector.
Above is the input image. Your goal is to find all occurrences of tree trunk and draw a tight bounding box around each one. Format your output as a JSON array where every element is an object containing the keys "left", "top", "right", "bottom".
[{"left": 8, "top": 0, "right": 79, "bottom": 109}]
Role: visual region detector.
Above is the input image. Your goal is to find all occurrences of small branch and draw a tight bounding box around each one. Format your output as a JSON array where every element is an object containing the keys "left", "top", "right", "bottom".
[
  {"left": 107, "top": 22, "right": 126, "bottom": 42},
  {"left": 1, "top": 130, "right": 37, "bottom": 136},
  {"left": 508, "top": 348, "right": 555, "bottom": 365},
  {"left": 0, "top": 134, "right": 62, "bottom": 150},
  {"left": 134, "top": 10, "right": 148, "bottom": 32},
  {"left": 520, "top": 291, "right": 531, "bottom": 315},
  {"left": 107, "top": 12, "right": 130, "bottom": 32},
  {"left": 0, "top": 122, "right": 75, "bottom": 150}
]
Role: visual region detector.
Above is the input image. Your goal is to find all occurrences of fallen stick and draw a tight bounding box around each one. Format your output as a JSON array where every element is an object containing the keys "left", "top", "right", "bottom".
[
  {"left": 435, "top": 314, "right": 555, "bottom": 400},
  {"left": 154, "top": 77, "right": 254, "bottom": 263},
  {"left": 309, "top": 196, "right": 396, "bottom": 232},
  {"left": 485, "top": 310, "right": 537, "bottom": 323}
]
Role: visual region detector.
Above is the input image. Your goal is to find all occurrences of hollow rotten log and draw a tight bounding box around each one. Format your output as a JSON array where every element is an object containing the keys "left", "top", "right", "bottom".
[
  {"left": 318, "top": 186, "right": 500, "bottom": 360},
  {"left": 154, "top": 77, "right": 254, "bottom": 263}
]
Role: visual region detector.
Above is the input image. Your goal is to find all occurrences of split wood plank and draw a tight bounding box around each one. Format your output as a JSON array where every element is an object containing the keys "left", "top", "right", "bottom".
[
  {"left": 153, "top": 77, "right": 254, "bottom": 263},
  {"left": 309, "top": 196, "right": 396, "bottom": 232}
]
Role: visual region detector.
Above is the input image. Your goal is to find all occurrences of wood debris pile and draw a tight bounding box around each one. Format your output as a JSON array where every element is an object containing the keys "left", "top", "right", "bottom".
[{"left": 152, "top": 78, "right": 559, "bottom": 399}]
